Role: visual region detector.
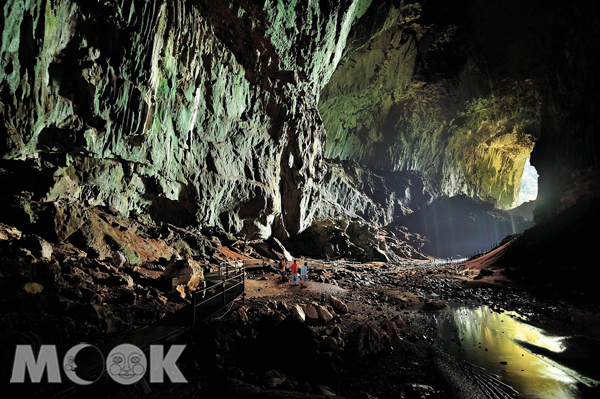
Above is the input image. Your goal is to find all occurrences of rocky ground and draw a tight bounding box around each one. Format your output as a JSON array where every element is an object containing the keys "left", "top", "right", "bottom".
[
  {"left": 2, "top": 216, "right": 600, "bottom": 399},
  {"left": 82, "top": 256, "right": 600, "bottom": 399}
]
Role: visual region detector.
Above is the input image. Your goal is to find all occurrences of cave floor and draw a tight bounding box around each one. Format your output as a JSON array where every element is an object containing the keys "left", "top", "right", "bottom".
[
  {"left": 55, "top": 260, "right": 600, "bottom": 398},
  {"left": 3, "top": 235, "right": 600, "bottom": 399}
]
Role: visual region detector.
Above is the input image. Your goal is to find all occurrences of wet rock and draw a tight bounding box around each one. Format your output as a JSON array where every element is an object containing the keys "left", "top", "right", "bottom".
[
  {"left": 164, "top": 258, "right": 205, "bottom": 290},
  {"left": 421, "top": 300, "right": 447, "bottom": 311}
]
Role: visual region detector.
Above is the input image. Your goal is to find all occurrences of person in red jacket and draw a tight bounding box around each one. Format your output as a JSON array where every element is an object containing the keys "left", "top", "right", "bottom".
[{"left": 290, "top": 259, "right": 299, "bottom": 286}]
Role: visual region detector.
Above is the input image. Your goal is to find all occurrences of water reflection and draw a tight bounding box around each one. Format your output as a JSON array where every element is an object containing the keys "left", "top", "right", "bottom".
[{"left": 432, "top": 302, "right": 592, "bottom": 398}]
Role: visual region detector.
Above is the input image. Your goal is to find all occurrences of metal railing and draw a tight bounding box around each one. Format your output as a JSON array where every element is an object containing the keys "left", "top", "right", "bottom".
[
  {"left": 190, "top": 261, "right": 246, "bottom": 326},
  {"left": 189, "top": 257, "right": 366, "bottom": 325}
]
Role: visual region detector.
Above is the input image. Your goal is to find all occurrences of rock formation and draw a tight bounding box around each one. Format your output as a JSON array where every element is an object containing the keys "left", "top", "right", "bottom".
[
  {"left": 1, "top": 0, "right": 599, "bottom": 264},
  {"left": 320, "top": 0, "right": 600, "bottom": 220},
  {"left": 0, "top": 0, "right": 371, "bottom": 241}
]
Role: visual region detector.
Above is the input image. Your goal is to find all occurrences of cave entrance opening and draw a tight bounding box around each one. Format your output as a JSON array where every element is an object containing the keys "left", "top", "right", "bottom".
[{"left": 515, "top": 157, "right": 538, "bottom": 208}]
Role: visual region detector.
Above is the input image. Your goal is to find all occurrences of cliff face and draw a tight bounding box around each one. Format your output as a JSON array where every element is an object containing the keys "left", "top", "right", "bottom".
[
  {"left": 315, "top": 159, "right": 439, "bottom": 227},
  {"left": 318, "top": 1, "right": 538, "bottom": 209},
  {"left": 320, "top": 0, "right": 600, "bottom": 218},
  {"left": 0, "top": 0, "right": 370, "bottom": 240}
]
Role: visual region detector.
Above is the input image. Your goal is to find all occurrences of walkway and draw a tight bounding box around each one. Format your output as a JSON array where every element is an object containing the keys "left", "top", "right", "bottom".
[{"left": 44, "top": 261, "right": 247, "bottom": 398}]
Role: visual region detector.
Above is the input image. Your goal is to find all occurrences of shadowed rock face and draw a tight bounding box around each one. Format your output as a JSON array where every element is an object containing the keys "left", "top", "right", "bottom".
[
  {"left": 319, "top": 0, "right": 538, "bottom": 209},
  {"left": 315, "top": 159, "right": 440, "bottom": 227},
  {"left": 0, "top": 0, "right": 371, "bottom": 239},
  {"left": 320, "top": 0, "right": 600, "bottom": 216}
]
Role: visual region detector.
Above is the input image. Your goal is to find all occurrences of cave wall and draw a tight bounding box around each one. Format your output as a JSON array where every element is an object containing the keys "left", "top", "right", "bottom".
[
  {"left": 469, "top": 0, "right": 600, "bottom": 222},
  {"left": 0, "top": 0, "right": 371, "bottom": 239},
  {"left": 320, "top": 0, "right": 600, "bottom": 219},
  {"left": 315, "top": 158, "right": 439, "bottom": 227},
  {"left": 318, "top": 1, "right": 539, "bottom": 209},
  {"left": 2, "top": 0, "right": 598, "bottom": 254}
]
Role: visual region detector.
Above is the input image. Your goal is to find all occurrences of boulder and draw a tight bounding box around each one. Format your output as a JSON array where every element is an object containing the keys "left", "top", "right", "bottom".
[
  {"left": 232, "top": 307, "right": 249, "bottom": 324},
  {"left": 403, "top": 383, "right": 441, "bottom": 398},
  {"left": 164, "top": 258, "right": 205, "bottom": 290},
  {"left": 270, "top": 237, "right": 293, "bottom": 262},
  {"left": 277, "top": 301, "right": 289, "bottom": 312},
  {"left": 320, "top": 336, "right": 338, "bottom": 352},
  {"left": 301, "top": 304, "right": 319, "bottom": 325},
  {"left": 111, "top": 251, "right": 128, "bottom": 268},
  {"left": 330, "top": 296, "right": 348, "bottom": 313},
  {"left": 175, "top": 285, "right": 187, "bottom": 299},
  {"left": 107, "top": 273, "right": 134, "bottom": 288},
  {"left": 272, "top": 311, "right": 286, "bottom": 324},
  {"left": 330, "top": 326, "right": 342, "bottom": 338},
  {"left": 290, "top": 304, "right": 306, "bottom": 323},
  {"left": 421, "top": 300, "right": 447, "bottom": 311},
  {"left": 352, "top": 323, "right": 392, "bottom": 357},
  {"left": 0, "top": 223, "right": 22, "bottom": 241},
  {"left": 391, "top": 315, "right": 405, "bottom": 329},
  {"left": 23, "top": 282, "right": 44, "bottom": 294},
  {"left": 52, "top": 200, "right": 87, "bottom": 242},
  {"left": 380, "top": 319, "right": 400, "bottom": 338},
  {"left": 316, "top": 305, "right": 334, "bottom": 324},
  {"left": 24, "top": 235, "right": 53, "bottom": 259}
]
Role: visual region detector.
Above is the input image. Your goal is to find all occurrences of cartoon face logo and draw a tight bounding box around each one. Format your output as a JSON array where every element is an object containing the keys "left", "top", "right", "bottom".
[
  {"left": 64, "top": 356, "right": 76, "bottom": 372},
  {"left": 62, "top": 343, "right": 104, "bottom": 385},
  {"left": 107, "top": 344, "right": 147, "bottom": 385}
]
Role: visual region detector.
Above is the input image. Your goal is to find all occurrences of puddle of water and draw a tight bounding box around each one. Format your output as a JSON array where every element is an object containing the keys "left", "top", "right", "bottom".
[{"left": 432, "top": 302, "right": 597, "bottom": 398}]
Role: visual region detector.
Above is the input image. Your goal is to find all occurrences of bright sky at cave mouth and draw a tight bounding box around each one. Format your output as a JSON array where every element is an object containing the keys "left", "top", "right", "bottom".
[{"left": 516, "top": 157, "right": 538, "bottom": 207}]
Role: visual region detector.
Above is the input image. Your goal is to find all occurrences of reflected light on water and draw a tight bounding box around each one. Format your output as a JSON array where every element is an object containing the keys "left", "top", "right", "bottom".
[{"left": 434, "top": 303, "right": 583, "bottom": 399}]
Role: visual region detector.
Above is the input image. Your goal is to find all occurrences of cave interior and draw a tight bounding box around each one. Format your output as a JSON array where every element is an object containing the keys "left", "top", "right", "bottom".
[{"left": 1, "top": 0, "right": 600, "bottom": 397}]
